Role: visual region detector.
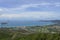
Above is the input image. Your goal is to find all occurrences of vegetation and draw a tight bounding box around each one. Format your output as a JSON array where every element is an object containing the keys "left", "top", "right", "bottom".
[
  {"left": 0, "top": 31, "right": 60, "bottom": 40},
  {"left": 0, "top": 25, "right": 60, "bottom": 40}
]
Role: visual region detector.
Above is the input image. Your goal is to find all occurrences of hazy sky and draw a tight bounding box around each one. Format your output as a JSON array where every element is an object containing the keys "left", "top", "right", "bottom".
[{"left": 0, "top": 0, "right": 60, "bottom": 20}]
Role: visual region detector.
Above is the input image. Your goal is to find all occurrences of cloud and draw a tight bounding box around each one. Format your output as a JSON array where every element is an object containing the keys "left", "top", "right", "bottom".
[
  {"left": 0, "top": 3, "right": 51, "bottom": 11},
  {"left": 6, "top": 2, "right": 60, "bottom": 11},
  {"left": 54, "top": 3, "right": 60, "bottom": 7},
  {"left": 0, "top": 9, "right": 3, "bottom": 11},
  {"left": 0, "top": 12, "right": 59, "bottom": 20},
  {"left": 0, "top": 2, "right": 60, "bottom": 12},
  {"left": 0, "top": 0, "right": 60, "bottom": 20},
  {"left": 0, "top": 8, "right": 9, "bottom": 12},
  {"left": 10, "top": 3, "right": 52, "bottom": 10},
  {"left": 0, "top": 0, "right": 60, "bottom": 8}
]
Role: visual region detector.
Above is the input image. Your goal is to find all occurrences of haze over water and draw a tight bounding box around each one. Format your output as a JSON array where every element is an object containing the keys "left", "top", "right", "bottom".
[{"left": 0, "top": 20, "right": 53, "bottom": 27}]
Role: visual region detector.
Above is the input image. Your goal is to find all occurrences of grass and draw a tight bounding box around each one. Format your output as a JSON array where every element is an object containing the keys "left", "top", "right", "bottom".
[
  {"left": 0, "top": 25, "right": 60, "bottom": 40},
  {"left": 0, "top": 30, "right": 60, "bottom": 40}
]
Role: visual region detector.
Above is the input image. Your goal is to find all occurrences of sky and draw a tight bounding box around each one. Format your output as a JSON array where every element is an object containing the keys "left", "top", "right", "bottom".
[{"left": 0, "top": 0, "right": 60, "bottom": 20}]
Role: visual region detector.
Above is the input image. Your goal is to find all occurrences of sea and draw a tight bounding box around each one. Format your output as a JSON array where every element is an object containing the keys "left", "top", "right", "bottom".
[{"left": 0, "top": 20, "right": 54, "bottom": 27}]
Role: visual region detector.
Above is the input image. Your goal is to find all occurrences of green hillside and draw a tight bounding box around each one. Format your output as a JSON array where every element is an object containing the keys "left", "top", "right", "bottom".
[
  {"left": 0, "top": 31, "right": 60, "bottom": 40},
  {"left": 0, "top": 25, "right": 60, "bottom": 40}
]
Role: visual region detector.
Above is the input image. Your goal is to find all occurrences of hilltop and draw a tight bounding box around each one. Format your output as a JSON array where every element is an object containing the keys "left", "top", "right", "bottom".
[{"left": 0, "top": 24, "right": 60, "bottom": 40}]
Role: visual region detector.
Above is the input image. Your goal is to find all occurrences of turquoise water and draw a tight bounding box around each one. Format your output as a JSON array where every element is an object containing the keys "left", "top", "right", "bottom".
[{"left": 0, "top": 21, "right": 54, "bottom": 27}]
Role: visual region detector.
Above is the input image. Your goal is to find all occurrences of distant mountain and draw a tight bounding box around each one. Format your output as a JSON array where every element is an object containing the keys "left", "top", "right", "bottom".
[
  {"left": 39, "top": 20, "right": 60, "bottom": 22},
  {"left": 39, "top": 20, "right": 60, "bottom": 25}
]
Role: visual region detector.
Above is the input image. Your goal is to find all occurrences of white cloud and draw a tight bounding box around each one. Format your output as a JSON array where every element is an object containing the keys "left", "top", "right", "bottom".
[
  {"left": 0, "top": 2, "right": 60, "bottom": 11},
  {"left": 54, "top": 3, "right": 60, "bottom": 7},
  {"left": 0, "top": 8, "right": 9, "bottom": 11},
  {"left": 0, "top": 12, "right": 59, "bottom": 20},
  {"left": 10, "top": 3, "right": 51, "bottom": 11},
  {"left": 10, "top": 2, "right": 60, "bottom": 11},
  {"left": 0, "top": 9, "right": 3, "bottom": 11}
]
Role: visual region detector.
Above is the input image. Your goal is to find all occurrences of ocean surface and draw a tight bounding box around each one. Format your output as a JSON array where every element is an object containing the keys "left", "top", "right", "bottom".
[{"left": 0, "top": 21, "right": 54, "bottom": 27}]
